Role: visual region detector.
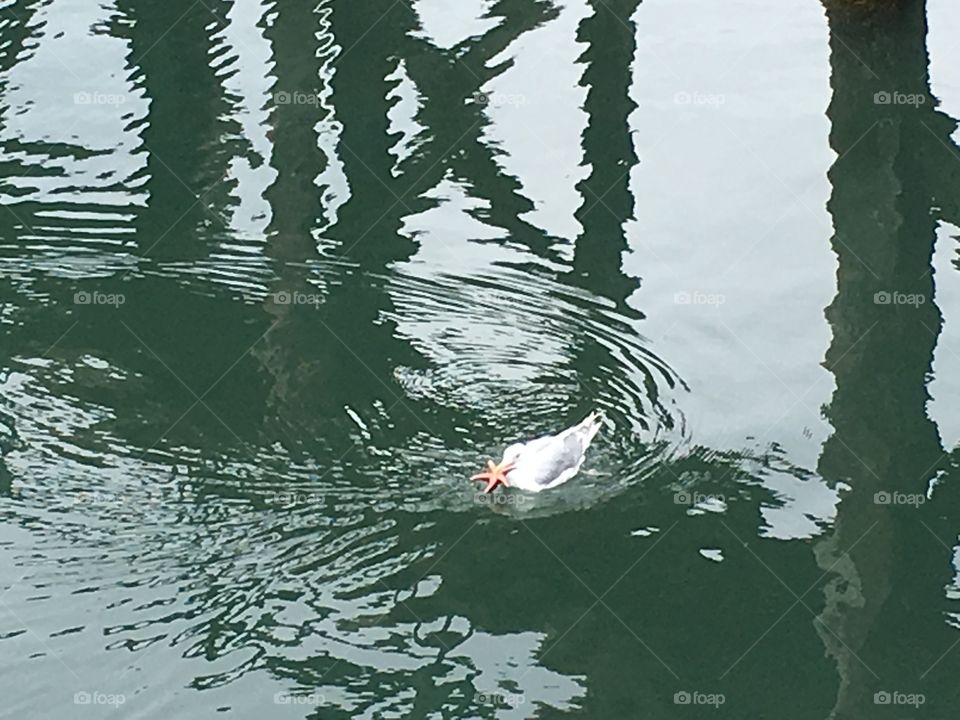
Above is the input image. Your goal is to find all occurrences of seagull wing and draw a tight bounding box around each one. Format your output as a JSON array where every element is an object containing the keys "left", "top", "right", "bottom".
[{"left": 521, "top": 432, "right": 591, "bottom": 488}]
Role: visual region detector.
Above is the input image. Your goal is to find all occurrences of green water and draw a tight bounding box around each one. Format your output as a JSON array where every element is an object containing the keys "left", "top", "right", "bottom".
[{"left": 2, "top": 0, "right": 960, "bottom": 717}]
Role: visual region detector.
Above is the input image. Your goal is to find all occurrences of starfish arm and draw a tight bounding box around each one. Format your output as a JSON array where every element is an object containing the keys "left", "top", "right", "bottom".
[{"left": 470, "top": 459, "right": 515, "bottom": 493}]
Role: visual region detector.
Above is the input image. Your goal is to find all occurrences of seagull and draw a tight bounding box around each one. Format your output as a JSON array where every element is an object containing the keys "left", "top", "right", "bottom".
[{"left": 471, "top": 411, "right": 603, "bottom": 493}]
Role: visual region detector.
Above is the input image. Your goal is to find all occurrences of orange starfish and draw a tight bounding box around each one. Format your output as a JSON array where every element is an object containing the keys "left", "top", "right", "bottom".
[{"left": 470, "top": 459, "right": 515, "bottom": 494}]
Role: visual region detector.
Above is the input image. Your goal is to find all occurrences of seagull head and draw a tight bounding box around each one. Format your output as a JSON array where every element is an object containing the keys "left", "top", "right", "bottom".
[{"left": 501, "top": 443, "right": 524, "bottom": 465}]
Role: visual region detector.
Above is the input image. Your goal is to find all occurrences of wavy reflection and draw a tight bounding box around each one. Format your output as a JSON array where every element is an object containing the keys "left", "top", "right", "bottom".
[
  {"left": 8, "top": 0, "right": 960, "bottom": 717},
  {"left": 815, "top": 0, "right": 960, "bottom": 716}
]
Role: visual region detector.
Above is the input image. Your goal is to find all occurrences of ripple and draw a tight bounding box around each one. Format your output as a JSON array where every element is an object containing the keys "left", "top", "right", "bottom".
[
  {"left": 0, "top": 351, "right": 588, "bottom": 708},
  {"left": 380, "top": 254, "right": 688, "bottom": 513},
  {"left": 387, "top": 268, "right": 682, "bottom": 427}
]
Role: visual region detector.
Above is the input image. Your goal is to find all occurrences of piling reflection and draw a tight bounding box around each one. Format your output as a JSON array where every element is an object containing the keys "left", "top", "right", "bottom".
[{"left": 816, "top": 0, "right": 960, "bottom": 716}]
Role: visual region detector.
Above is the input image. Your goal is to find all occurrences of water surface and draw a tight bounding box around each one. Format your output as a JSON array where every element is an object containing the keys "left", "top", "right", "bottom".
[{"left": 2, "top": 0, "right": 960, "bottom": 717}]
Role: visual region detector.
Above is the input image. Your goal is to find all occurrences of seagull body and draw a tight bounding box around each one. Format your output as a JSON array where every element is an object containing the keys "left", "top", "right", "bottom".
[{"left": 472, "top": 411, "right": 603, "bottom": 493}]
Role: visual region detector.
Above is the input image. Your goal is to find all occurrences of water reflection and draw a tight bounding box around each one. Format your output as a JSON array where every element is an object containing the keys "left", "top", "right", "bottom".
[
  {"left": 815, "top": 1, "right": 960, "bottom": 716},
  {"left": 1, "top": 0, "right": 960, "bottom": 717}
]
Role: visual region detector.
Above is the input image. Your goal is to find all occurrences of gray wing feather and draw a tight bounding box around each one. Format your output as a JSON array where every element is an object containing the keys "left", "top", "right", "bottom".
[
  {"left": 525, "top": 433, "right": 587, "bottom": 487},
  {"left": 509, "top": 412, "right": 602, "bottom": 489}
]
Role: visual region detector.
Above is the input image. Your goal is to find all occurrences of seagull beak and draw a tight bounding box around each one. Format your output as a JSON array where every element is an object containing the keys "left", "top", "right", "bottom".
[{"left": 471, "top": 459, "right": 514, "bottom": 494}]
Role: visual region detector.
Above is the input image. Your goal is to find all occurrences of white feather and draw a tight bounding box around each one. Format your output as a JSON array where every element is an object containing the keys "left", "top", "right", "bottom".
[{"left": 499, "top": 411, "right": 603, "bottom": 492}]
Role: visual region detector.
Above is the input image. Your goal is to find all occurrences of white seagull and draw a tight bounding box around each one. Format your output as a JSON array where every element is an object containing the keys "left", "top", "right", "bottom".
[{"left": 471, "top": 411, "right": 603, "bottom": 493}]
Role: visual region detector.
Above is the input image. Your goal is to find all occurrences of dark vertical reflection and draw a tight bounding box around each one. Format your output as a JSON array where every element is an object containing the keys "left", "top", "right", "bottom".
[
  {"left": 102, "top": 0, "right": 272, "bottom": 446},
  {"left": 816, "top": 1, "right": 960, "bottom": 716},
  {"left": 0, "top": 0, "right": 47, "bottom": 372},
  {"left": 572, "top": 0, "right": 640, "bottom": 308},
  {"left": 123, "top": 0, "right": 240, "bottom": 257},
  {"left": 261, "top": 0, "right": 324, "bottom": 262},
  {"left": 253, "top": 0, "right": 332, "bottom": 448},
  {"left": 568, "top": 0, "right": 678, "bottom": 433},
  {"left": 251, "top": 0, "right": 441, "bottom": 451},
  {"left": 0, "top": 1, "right": 51, "bottom": 241},
  {"left": 327, "top": 0, "right": 418, "bottom": 263}
]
